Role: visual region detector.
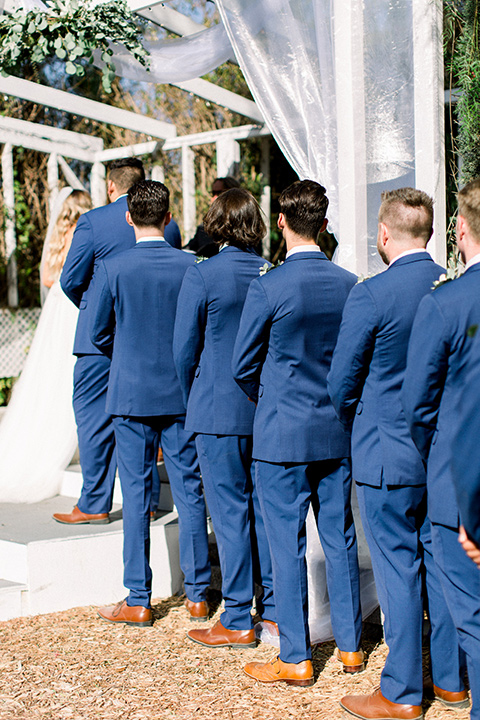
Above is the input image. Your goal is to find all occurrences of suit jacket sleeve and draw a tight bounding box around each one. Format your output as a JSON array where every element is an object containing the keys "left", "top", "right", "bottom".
[
  {"left": 402, "top": 293, "right": 449, "bottom": 460},
  {"left": 232, "top": 279, "right": 271, "bottom": 403},
  {"left": 173, "top": 266, "right": 208, "bottom": 407},
  {"left": 89, "top": 260, "right": 115, "bottom": 357},
  {"left": 60, "top": 213, "right": 94, "bottom": 307},
  {"left": 327, "top": 282, "right": 378, "bottom": 431}
]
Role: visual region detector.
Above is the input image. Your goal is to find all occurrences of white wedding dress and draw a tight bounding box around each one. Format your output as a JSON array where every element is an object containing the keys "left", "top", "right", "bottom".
[{"left": 0, "top": 281, "right": 78, "bottom": 503}]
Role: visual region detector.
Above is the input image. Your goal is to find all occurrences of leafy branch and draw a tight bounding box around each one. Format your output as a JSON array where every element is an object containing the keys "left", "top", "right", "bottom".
[{"left": 0, "top": 0, "right": 150, "bottom": 93}]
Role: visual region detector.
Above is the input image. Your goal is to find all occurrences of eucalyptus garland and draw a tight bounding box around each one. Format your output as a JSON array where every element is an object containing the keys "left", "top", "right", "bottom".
[{"left": 0, "top": 0, "right": 150, "bottom": 93}]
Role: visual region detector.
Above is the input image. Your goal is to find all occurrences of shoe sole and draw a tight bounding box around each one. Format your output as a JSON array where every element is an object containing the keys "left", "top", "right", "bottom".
[
  {"left": 188, "top": 635, "right": 256, "bottom": 649},
  {"left": 435, "top": 696, "right": 470, "bottom": 710},
  {"left": 53, "top": 518, "right": 110, "bottom": 525},
  {"left": 342, "top": 663, "right": 365, "bottom": 674},
  {"left": 243, "top": 669, "right": 314, "bottom": 687},
  {"left": 97, "top": 612, "right": 153, "bottom": 627},
  {"left": 339, "top": 702, "right": 423, "bottom": 720},
  {"left": 189, "top": 616, "right": 209, "bottom": 622}
]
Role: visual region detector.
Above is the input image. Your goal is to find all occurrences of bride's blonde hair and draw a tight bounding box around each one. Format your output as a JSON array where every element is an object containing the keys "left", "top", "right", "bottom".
[{"left": 47, "top": 190, "right": 92, "bottom": 282}]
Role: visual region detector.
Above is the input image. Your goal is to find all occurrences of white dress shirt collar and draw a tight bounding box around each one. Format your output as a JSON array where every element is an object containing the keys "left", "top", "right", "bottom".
[
  {"left": 465, "top": 252, "right": 480, "bottom": 271},
  {"left": 286, "top": 245, "right": 321, "bottom": 259},
  {"left": 388, "top": 248, "right": 427, "bottom": 267},
  {"left": 136, "top": 235, "right": 166, "bottom": 244}
]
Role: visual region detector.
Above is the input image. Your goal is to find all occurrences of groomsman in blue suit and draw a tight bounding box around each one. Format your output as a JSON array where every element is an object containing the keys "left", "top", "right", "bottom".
[
  {"left": 328, "top": 188, "right": 466, "bottom": 720},
  {"left": 403, "top": 178, "right": 480, "bottom": 720},
  {"left": 54, "top": 158, "right": 145, "bottom": 524},
  {"left": 452, "top": 335, "right": 480, "bottom": 568},
  {"left": 173, "top": 188, "right": 275, "bottom": 643},
  {"left": 232, "top": 180, "right": 363, "bottom": 687},
  {"left": 89, "top": 180, "right": 210, "bottom": 626}
]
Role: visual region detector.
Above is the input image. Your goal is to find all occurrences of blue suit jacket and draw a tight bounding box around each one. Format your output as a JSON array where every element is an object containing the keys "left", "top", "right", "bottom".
[
  {"left": 89, "top": 241, "right": 195, "bottom": 417},
  {"left": 451, "top": 334, "right": 480, "bottom": 545},
  {"left": 164, "top": 218, "right": 182, "bottom": 249},
  {"left": 232, "top": 251, "right": 356, "bottom": 463},
  {"left": 403, "top": 262, "right": 480, "bottom": 527},
  {"left": 173, "top": 245, "right": 267, "bottom": 435},
  {"left": 328, "top": 252, "right": 444, "bottom": 487},
  {"left": 61, "top": 196, "right": 135, "bottom": 355}
]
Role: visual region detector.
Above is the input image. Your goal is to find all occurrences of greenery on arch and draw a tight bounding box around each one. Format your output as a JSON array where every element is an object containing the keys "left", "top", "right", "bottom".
[{"left": 0, "top": 0, "right": 150, "bottom": 93}]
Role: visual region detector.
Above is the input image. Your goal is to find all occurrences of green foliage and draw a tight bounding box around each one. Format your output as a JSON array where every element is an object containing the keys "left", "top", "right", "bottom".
[
  {"left": 0, "top": 0, "right": 149, "bottom": 93},
  {"left": 0, "top": 377, "right": 16, "bottom": 406},
  {"left": 445, "top": 0, "right": 480, "bottom": 185}
]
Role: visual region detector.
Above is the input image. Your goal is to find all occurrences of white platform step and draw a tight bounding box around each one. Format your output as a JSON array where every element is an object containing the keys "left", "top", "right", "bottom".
[{"left": 0, "top": 495, "right": 183, "bottom": 621}]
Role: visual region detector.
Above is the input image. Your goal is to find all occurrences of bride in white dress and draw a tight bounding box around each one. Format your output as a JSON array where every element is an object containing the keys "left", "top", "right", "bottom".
[{"left": 0, "top": 188, "right": 92, "bottom": 503}]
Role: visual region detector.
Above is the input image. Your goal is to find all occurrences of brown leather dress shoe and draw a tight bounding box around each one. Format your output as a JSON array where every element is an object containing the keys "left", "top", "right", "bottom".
[
  {"left": 244, "top": 656, "right": 314, "bottom": 687},
  {"left": 187, "top": 619, "right": 256, "bottom": 648},
  {"left": 334, "top": 646, "right": 365, "bottom": 673},
  {"left": 340, "top": 687, "right": 423, "bottom": 719},
  {"left": 184, "top": 598, "right": 209, "bottom": 622},
  {"left": 433, "top": 685, "right": 470, "bottom": 709},
  {"left": 97, "top": 599, "right": 153, "bottom": 627},
  {"left": 53, "top": 505, "right": 109, "bottom": 525}
]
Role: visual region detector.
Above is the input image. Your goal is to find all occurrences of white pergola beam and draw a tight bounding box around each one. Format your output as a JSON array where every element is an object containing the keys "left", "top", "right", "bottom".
[
  {"left": 0, "top": 115, "right": 103, "bottom": 152},
  {"left": 413, "top": 0, "right": 446, "bottom": 267},
  {"left": 0, "top": 75, "right": 176, "bottom": 140},
  {"left": 172, "top": 79, "right": 264, "bottom": 123},
  {"left": 0, "top": 127, "right": 96, "bottom": 163},
  {"left": 2, "top": 143, "right": 18, "bottom": 307}
]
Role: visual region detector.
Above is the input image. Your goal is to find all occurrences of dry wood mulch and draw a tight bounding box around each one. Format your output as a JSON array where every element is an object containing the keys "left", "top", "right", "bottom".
[{"left": 0, "top": 597, "right": 470, "bottom": 720}]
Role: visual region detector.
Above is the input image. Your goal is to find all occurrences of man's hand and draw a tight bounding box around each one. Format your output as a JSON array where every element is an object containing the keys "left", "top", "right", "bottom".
[{"left": 459, "top": 525, "right": 480, "bottom": 568}]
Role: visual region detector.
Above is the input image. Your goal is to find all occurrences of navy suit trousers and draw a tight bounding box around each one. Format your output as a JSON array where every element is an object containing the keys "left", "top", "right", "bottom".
[
  {"left": 113, "top": 414, "right": 211, "bottom": 607},
  {"left": 74, "top": 355, "right": 117, "bottom": 514},
  {"left": 255, "top": 457, "right": 361, "bottom": 664},
  {"left": 356, "top": 483, "right": 465, "bottom": 705},
  {"left": 195, "top": 434, "right": 275, "bottom": 630},
  {"left": 431, "top": 522, "right": 480, "bottom": 720}
]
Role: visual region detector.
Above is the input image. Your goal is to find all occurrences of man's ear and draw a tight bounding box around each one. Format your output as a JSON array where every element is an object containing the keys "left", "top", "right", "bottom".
[
  {"left": 164, "top": 211, "right": 172, "bottom": 227},
  {"left": 277, "top": 212, "right": 286, "bottom": 231},
  {"left": 107, "top": 179, "right": 115, "bottom": 198},
  {"left": 378, "top": 222, "right": 389, "bottom": 247},
  {"left": 125, "top": 210, "right": 134, "bottom": 227},
  {"left": 320, "top": 218, "right": 328, "bottom": 234}
]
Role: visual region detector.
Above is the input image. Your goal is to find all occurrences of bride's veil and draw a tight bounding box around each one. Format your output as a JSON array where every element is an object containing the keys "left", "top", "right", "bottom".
[{"left": 40, "top": 186, "right": 73, "bottom": 305}]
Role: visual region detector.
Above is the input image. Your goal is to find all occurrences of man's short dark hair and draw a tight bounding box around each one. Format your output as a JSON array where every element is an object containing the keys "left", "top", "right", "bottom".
[
  {"left": 458, "top": 177, "right": 480, "bottom": 243},
  {"left": 127, "top": 180, "right": 169, "bottom": 229},
  {"left": 108, "top": 157, "right": 145, "bottom": 194},
  {"left": 378, "top": 187, "right": 434, "bottom": 245},
  {"left": 278, "top": 180, "right": 329, "bottom": 240},
  {"left": 204, "top": 188, "right": 266, "bottom": 248}
]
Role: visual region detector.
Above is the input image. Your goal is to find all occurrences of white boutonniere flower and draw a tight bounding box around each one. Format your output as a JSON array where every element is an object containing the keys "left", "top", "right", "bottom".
[
  {"left": 195, "top": 256, "right": 208, "bottom": 264},
  {"left": 259, "top": 261, "right": 283, "bottom": 276},
  {"left": 432, "top": 261, "right": 462, "bottom": 289}
]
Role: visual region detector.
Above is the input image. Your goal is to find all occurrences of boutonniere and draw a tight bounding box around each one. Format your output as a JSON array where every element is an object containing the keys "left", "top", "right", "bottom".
[
  {"left": 432, "top": 261, "right": 462, "bottom": 289},
  {"left": 259, "top": 261, "right": 283, "bottom": 276},
  {"left": 195, "top": 256, "right": 208, "bottom": 264},
  {"left": 356, "top": 272, "right": 378, "bottom": 284}
]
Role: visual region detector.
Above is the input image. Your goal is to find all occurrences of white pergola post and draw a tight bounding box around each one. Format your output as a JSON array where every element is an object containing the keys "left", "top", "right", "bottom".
[
  {"left": 216, "top": 137, "right": 241, "bottom": 178},
  {"left": 332, "top": 0, "right": 368, "bottom": 276},
  {"left": 260, "top": 136, "right": 271, "bottom": 260},
  {"left": 2, "top": 143, "right": 18, "bottom": 307},
  {"left": 182, "top": 145, "right": 196, "bottom": 242},
  {"left": 91, "top": 161, "right": 107, "bottom": 208},
  {"left": 413, "top": 0, "right": 446, "bottom": 266},
  {"left": 47, "top": 153, "right": 59, "bottom": 213},
  {"left": 151, "top": 165, "right": 165, "bottom": 183}
]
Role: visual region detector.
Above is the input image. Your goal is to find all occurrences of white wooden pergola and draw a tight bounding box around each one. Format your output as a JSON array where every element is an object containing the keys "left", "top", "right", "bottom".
[
  {"left": 0, "top": 0, "right": 272, "bottom": 307},
  {"left": 0, "top": 0, "right": 446, "bottom": 307}
]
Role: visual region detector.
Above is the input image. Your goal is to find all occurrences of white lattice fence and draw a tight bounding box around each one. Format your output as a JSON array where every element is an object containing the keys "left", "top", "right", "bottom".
[{"left": 0, "top": 308, "right": 41, "bottom": 377}]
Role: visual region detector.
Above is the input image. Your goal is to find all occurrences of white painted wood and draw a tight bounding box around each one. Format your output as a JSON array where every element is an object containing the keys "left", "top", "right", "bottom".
[
  {"left": 96, "top": 141, "right": 158, "bottom": 163},
  {"left": 0, "top": 115, "right": 102, "bottom": 153},
  {"left": 182, "top": 146, "right": 196, "bottom": 242},
  {"left": 173, "top": 79, "right": 264, "bottom": 123},
  {"left": 2, "top": 143, "right": 18, "bottom": 307},
  {"left": 216, "top": 137, "right": 240, "bottom": 177},
  {"left": 151, "top": 165, "right": 165, "bottom": 183},
  {"left": 47, "top": 153, "right": 59, "bottom": 213},
  {"left": 260, "top": 136, "right": 272, "bottom": 260},
  {"left": 0, "top": 75, "right": 177, "bottom": 140},
  {"left": 332, "top": 0, "right": 368, "bottom": 276},
  {"left": 0, "top": 127, "right": 96, "bottom": 163},
  {"left": 57, "top": 156, "right": 87, "bottom": 191},
  {"left": 91, "top": 161, "right": 107, "bottom": 208},
  {"left": 413, "top": 0, "right": 446, "bottom": 266}
]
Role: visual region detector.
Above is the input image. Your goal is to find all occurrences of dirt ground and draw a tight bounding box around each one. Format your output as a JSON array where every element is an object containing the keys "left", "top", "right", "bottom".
[{"left": 0, "top": 594, "right": 470, "bottom": 720}]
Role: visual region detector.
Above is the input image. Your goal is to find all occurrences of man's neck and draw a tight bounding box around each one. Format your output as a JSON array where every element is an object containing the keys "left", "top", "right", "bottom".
[
  {"left": 134, "top": 225, "right": 165, "bottom": 241},
  {"left": 285, "top": 234, "right": 317, "bottom": 253}
]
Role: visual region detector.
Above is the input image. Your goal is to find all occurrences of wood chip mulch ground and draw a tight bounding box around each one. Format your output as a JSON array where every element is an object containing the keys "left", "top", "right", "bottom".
[{"left": 0, "top": 596, "right": 470, "bottom": 720}]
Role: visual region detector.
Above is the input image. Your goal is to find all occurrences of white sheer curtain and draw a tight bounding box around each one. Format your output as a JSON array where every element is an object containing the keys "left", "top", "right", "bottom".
[{"left": 215, "top": 0, "right": 418, "bottom": 269}]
